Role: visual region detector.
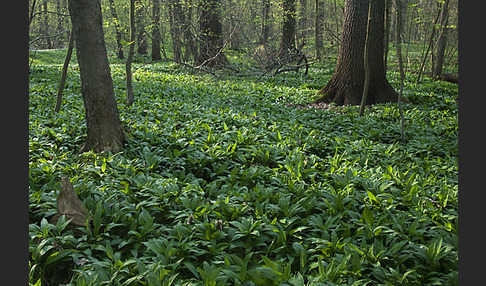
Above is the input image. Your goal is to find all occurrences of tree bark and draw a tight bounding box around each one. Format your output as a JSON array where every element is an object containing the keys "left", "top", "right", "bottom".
[
  {"left": 55, "top": 29, "right": 74, "bottom": 113},
  {"left": 298, "top": 0, "right": 307, "bottom": 48},
  {"left": 279, "top": 0, "right": 297, "bottom": 58},
  {"left": 432, "top": 0, "right": 450, "bottom": 78},
  {"left": 56, "top": 0, "right": 63, "bottom": 48},
  {"left": 416, "top": 6, "right": 441, "bottom": 83},
  {"left": 136, "top": 1, "right": 148, "bottom": 55},
  {"left": 366, "top": 0, "right": 398, "bottom": 103},
  {"left": 151, "top": 0, "right": 162, "bottom": 61},
  {"left": 183, "top": 0, "right": 197, "bottom": 62},
  {"left": 383, "top": 0, "right": 391, "bottom": 71},
  {"left": 126, "top": 0, "right": 136, "bottom": 106},
  {"left": 359, "top": 1, "right": 372, "bottom": 116},
  {"left": 168, "top": 0, "right": 183, "bottom": 62},
  {"left": 314, "top": 0, "right": 368, "bottom": 105},
  {"left": 108, "top": 0, "right": 124, "bottom": 59},
  {"left": 261, "top": 0, "right": 271, "bottom": 47},
  {"left": 42, "top": 0, "right": 53, "bottom": 49},
  {"left": 314, "top": 0, "right": 324, "bottom": 60},
  {"left": 315, "top": 0, "right": 397, "bottom": 105},
  {"left": 68, "top": 0, "right": 125, "bottom": 153},
  {"left": 394, "top": 0, "right": 406, "bottom": 141},
  {"left": 197, "top": 0, "right": 227, "bottom": 67}
]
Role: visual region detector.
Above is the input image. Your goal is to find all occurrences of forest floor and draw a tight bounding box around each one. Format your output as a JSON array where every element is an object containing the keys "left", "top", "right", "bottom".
[{"left": 29, "top": 49, "right": 458, "bottom": 285}]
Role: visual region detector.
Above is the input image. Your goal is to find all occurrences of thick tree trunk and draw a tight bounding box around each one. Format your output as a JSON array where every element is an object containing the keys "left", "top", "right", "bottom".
[
  {"left": 279, "top": 0, "right": 297, "bottom": 58},
  {"left": 126, "top": 0, "right": 136, "bottom": 106},
  {"left": 315, "top": 0, "right": 324, "bottom": 60},
  {"left": 197, "top": 0, "right": 227, "bottom": 67},
  {"left": 151, "top": 0, "right": 162, "bottom": 61},
  {"left": 315, "top": 0, "right": 397, "bottom": 105},
  {"left": 68, "top": 0, "right": 125, "bottom": 152},
  {"left": 366, "top": 0, "right": 398, "bottom": 103},
  {"left": 108, "top": 0, "right": 124, "bottom": 59},
  {"left": 314, "top": 0, "right": 368, "bottom": 105},
  {"left": 432, "top": 0, "right": 450, "bottom": 78}
]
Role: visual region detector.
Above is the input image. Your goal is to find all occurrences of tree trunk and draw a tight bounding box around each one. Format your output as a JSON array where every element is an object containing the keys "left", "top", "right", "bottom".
[
  {"left": 366, "top": 0, "right": 398, "bottom": 103},
  {"left": 383, "top": 0, "right": 391, "bottom": 71},
  {"left": 55, "top": 29, "right": 74, "bottom": 113},
  {"left": 183, "top": 0, "right": 197, "bottom": 62},
  {"left": 68, "top": 0, "right": 125, "bottom": 153},
  {"left": 136, "top": 1, "right": 148, "bottom": 55},
  {"left": 432, "top": 0, "right": 450, "bottom": 78},
  {"left": 416, "top": 6, "right": 441, "bottom": 83},
  {"left": 108, "top": 0, "right": 124, "bottom": 59},
  {"left": 168, "top": 0, "right": 183, "bottom": 62},
  {"left": 315, "top": 0, "right": 324, "bottom": 60},
  {"left": 126, "top": 0, "right": 136, "bottom": 106},
  {"left": 359, "top": 1, "right": 372, "bottom": 116},
  {"left": 197, "top": 0, "right": 227, "bottom": 67},
  {"left": 227, "top": 0, "right": 240, "bottom": 49},
  {"left": 394, "top": 0, "right": 406, "bottom": 141},
  {"left": 315, "top": 0, "right": 397, "bottom": 105},
  {"left": 298, "top": 0, "right": 307, "bottom": 48},
  {"left": 261, "top": 0, "right": 271, "bottom": 47},
  {"left": 56, "top": 0, "right": 63, "bottom": 48},
  {"left": 314, "top": 0, "right": 368, "bottom": 105},
  {"left": 279, "top": 0, "right": 297, "bottom": 58},
  {"left": 42, "top": 0, "right": 53, "bottom": 49},
  {"left": 151, "top": 0, "right": 162, "bottom": 61}
]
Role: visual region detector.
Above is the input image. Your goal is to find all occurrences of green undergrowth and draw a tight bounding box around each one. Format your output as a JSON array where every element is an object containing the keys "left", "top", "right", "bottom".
[{"left": 29, "top": 49, "right": 458, "bottom": 286}]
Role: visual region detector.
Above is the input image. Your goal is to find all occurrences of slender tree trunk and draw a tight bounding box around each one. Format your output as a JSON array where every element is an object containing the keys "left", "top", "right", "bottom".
[
  {"left": 394, "top": 0, "right": 405, "bottom": 141},
  {"left": 168, "top": 0, "right": 182, "bottom": 62},
  {"left": 55, "top": 29, "right": 74, "bottom": 113},
  {"left": 108, "top": 0, "right": 124, "bottom": 59},
  {"left": 29, "top": 0, "right": 37, "bottom": 30},
  {"left": 197, "top": 0, "right": 227, "bottom": 67},
  {"left": 126, "top": 0, "right": 136, "bottom": 106},
  {"left": 56, "top": 0, "right": 63, "bottom": 48},
  {"left": 299, "top": 0, "right": 307, "bottom": 48},
  {"left": 432, "top": 0, "right": 450, "bottom": 78},
  {"left": 261, "top": 0, "right": 271, "bottom": 47},
  {"left": 183, "top": 0, "right": 197, "bottom": 62},
  {"left": 151, "top": 0, "right": 162, "bottom": 61},
  {"left": 279, "top": 0, "right": 297, "bottom": 58},
  {"left": 227, "top": 0, "right": 240, "bottom": 49},
  {"left": 360, "top": 1, "right": 372, "bottom": 116},
  {"left": 68, "top": 0, "right": 125, "bottom": 152},
  {"left": 315, "top": 0, "right": 324, "bottom": 60},
  {"left": 42, "top": 0, "right": 53, "bottom": 49},
  {"left": 136, "top": 2, "right": 148, "bottom": 55},
  {"left": 416, "top": 7, "right": 441, "bottom": 83}
]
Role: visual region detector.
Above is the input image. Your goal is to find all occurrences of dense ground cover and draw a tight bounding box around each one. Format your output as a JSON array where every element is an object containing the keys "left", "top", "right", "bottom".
[{"left": 29, "top": 50, "right": 458, "bottom": 285}]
